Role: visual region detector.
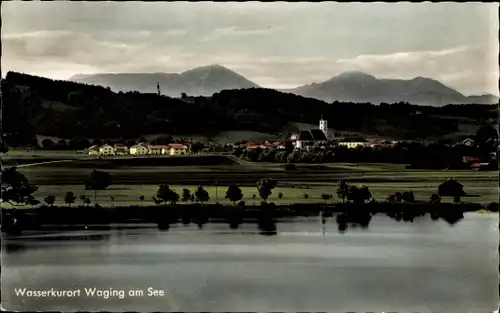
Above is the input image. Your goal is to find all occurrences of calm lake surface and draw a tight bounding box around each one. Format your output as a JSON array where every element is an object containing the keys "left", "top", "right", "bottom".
[{"left": 1, "top": 214, "right": 498, "bottom": 312}]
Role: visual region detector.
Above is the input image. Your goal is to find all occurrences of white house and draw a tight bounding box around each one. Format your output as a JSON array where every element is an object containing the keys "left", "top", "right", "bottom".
[
  {"left": 88, "top": 145, "right": 100, "bottom": 155},
  {"left": 99, "top": 144, "right": 115, "bottom": 155},
  {"left": 167, "top": 143, "right": 188, "bottom": 155},
  {"left": 338, "top": 137, "right": 370, "bottom": 149},
  {"left": 148, "top": 145, "right": 163, "bottom": 155},
  {"left": 114, "top": 144, "right": 130, "bottom": 155},
  {"left": 461, "top": 138, "right": 476, "bottom": 147},
  {"left": 130, "top": 144, "right": 149, "bottom": 155}
]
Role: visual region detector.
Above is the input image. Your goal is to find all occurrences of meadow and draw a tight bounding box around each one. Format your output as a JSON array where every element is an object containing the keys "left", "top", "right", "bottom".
[
  {"left": 3, "top": 151, "right": 497, "bottom": 209},
  {"left": 7, "top": 180, "right": 494, "bottom": 209}
]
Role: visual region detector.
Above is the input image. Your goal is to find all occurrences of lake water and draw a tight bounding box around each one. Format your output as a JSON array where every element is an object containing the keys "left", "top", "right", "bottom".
[{"left": 1, "top": 214, "right": 498, "bottom": 312}]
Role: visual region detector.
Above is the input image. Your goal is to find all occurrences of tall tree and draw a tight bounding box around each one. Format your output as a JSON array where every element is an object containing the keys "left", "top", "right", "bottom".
[
  {"left": 156, "top": 184, "right": 179, "bottom": 205},
  {"left": 85, "top": 170, "right": 112, "bottom": 190},
  {"left": 181, "top": 189, "right": 192, "bottom": 204},
  {"left": 1, "top": 167, "right": 39, "bottom": 206},
  {"left": 476, "top": 124, "right": 498, "bottom": 144},
  {"left": 64, "top": 191, "right": 76, "bottom": 207},
  {"left": 44, "top": 195, "right": 56, "bottom": 207},
  {"left": 195, "top": 186, "right": 210, "bottom": 204},
  {"left": 225, "top": 185, "right": 244, "bottom": 205},
  {"left": 256, "top": 179, "right": 277, "bottom": 203}
]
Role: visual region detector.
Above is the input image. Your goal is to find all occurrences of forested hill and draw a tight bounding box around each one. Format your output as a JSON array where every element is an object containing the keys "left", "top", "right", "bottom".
[{"left": 2, "top": 71, "right": 498, "bottom": 147}]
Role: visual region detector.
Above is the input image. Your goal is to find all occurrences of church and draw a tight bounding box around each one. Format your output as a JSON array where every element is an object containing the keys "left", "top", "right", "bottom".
[{"left": 290, "top": 116, "right": 329, "bottom": 151}]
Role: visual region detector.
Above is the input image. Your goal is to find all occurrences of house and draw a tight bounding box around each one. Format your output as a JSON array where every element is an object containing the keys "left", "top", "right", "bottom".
[
  {"left": 99, "top": 144, "right": 115, "bottom": 155},
  {"left": 264, "top": 141, "right": 285, "bottom": 150},
  {"left": 114, "top": 144, "right": 129, "bottom": 155},
  {"left": 490, "top": 151, "right": 497, "bottom": 161},
  {"left": 370, "top": 139, "right": 393, "bottom": 148},
  {"left": 338, "top": 137, "right": 370, "bottom": 149},
  {"left": 239, "top": 141, "right": 258, "bottom": 149},
  {"left": 130, "top": 144, "right": 149, "bottom": 155},
  {"left": 460, "top": 138, "right": 476, "bottom": 147},
  {"left": 148, "top": 145, "right": 164, "bottom": 155},
  {"left": 167, "top": 143, "right": 188, "bottom": 155},
  {"left": 88, "top": 145, "right": 100, "bottom": 155},
  {"left": 155, "top": 145, "right": 170, "bottom": 155},
  {"left": 246, "top": 144, "right": 263, "bottom": 150},
  {"left": 471, "top": 162, "right": 491, "bottom": 170},
  {"left": 462, "top": 156, "right": 481, "bottom": 164}
]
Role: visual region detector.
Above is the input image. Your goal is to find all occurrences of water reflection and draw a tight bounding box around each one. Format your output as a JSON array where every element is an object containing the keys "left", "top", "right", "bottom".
[
  {"left": 3, "top": 243, "right": 28, "bottom": 253},
  {"left": 1, "top": 215, "right": 498, "bottom": 312},
  {"left": 257, "top": 218, "right": 277, "bottom": 236},
  {"left": 2, "top": 205, "right": 472, "bottom": 239},
  {"left": 2, "top": 214, "right": 498, "bottom": 312}
]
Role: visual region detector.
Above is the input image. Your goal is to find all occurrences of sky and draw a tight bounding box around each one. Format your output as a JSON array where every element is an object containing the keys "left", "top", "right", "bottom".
[{"left": 2, "top": 2, "right": 499, "bottom": 96}]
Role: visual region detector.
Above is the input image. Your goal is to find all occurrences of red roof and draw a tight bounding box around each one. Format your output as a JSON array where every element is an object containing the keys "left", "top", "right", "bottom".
[
  {"left": 463, "top": 156, "right": 481, "bottom": 162},
  {"left": 149, "top": 145, "right": 168, "bottom": 149},
  {"left": 471, "top": 162, "right": 490, "bottom": 167},
  {"left": 168, "top": 143, "right": 187, "bottom": 149},
  {"left": 246, "top": 145, "right": 261, "bottom": 149}
]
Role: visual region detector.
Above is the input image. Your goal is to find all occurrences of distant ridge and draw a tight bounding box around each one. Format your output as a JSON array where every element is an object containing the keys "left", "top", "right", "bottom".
[
  {"left": 71, "top": 66, "right": 498, "bottom": 106},
  {"left": 282, "top": 71, "right": 499, "bottom": 106},
  {"left": 70, "top": 64, "right": 259, "bottom": 97}
]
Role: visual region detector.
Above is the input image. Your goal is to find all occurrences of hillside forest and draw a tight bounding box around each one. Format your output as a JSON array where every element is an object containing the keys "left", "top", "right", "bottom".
[{"left": 2, "top": 71, "right": 498, "bottom": 148}]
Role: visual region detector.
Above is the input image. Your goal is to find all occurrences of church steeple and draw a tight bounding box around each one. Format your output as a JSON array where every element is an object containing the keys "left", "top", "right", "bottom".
[{"left": 319, "top": 115, "right": 328, "bottom": 138}]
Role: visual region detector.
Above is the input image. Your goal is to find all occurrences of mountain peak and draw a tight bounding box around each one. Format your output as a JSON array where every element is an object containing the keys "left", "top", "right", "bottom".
[
  {"left": 336, "top": 71, "right": 376, "bottom": 79},
  {"left": 184, "top": 64, "right": 230, "bottom": 73},
  {"left": 412, "top": 76, "right": 436, "bottom": 82}
]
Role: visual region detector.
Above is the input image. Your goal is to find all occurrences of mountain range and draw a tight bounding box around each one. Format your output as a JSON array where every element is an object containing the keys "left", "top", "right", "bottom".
[{"left": 70, "top": 65, "right": 499, "bottom": 106}]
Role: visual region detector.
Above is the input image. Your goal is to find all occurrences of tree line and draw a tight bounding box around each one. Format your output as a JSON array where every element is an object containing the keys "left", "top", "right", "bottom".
[{"left": 235, "top": 144, "right": 497, "bottom": 171}]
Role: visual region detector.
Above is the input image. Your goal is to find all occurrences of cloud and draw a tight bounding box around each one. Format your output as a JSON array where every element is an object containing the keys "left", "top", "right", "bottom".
[
  {"left": 198, "top": 26, "right": 280, "bottom": 43},
  {"left": 336, "top": 46, "right": 469, "bottom": 68},
  {"left": 335, "top": 45, "right": 499, "bottom": 95}
]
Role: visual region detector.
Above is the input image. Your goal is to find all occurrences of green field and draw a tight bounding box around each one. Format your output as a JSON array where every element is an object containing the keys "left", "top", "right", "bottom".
[
  {"left": 1, "top": 180, "right": 497, "bottom": 210},
  {"left": 3, "top": 152, "right": 498, "bottom": 208}
]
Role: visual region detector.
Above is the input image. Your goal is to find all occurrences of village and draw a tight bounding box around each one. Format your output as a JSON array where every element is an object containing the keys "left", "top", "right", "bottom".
[
  {"left": 83, "top": 116, "right": 496, "bottom": 169},
  {"left": 85, "top": 116, "right": 400, "bottom": 156}
]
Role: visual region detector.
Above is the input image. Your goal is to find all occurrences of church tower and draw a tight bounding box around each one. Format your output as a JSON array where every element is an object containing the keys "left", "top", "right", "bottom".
[{"left": 319, "top": 115, "right": 328, "bottom": 138}]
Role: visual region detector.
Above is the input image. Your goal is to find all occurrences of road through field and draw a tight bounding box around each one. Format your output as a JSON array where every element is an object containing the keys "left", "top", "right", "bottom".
[{"left": 13, "top": 160, "right": 75, "bottom": 168}]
